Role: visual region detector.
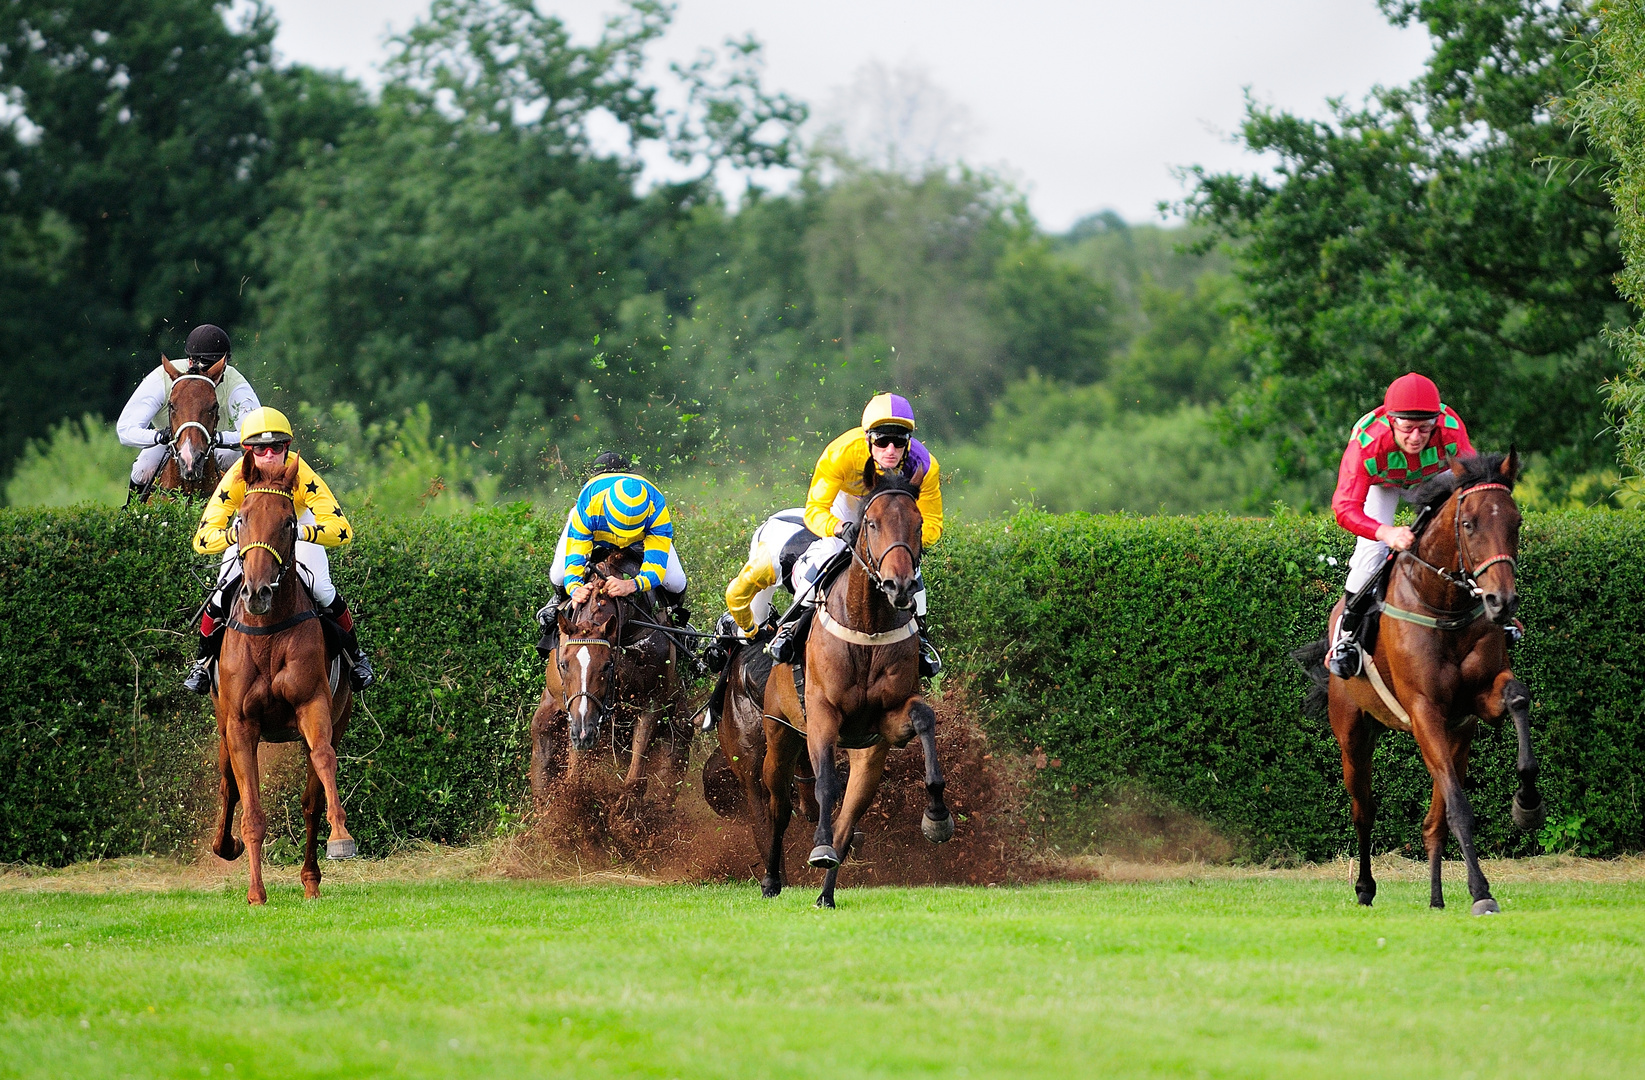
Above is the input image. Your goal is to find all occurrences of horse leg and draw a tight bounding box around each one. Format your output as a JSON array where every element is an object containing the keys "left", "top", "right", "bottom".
[
  {"left": 806, "top": 700, "right": 847, "bottom": 875},
  {"left": 1413, "top": 707, "right": 1495, "bottom": 914},
  {"left": 300, "top": 758, "right": 324, "bottom": 899},
  {"left": 907, "top": 699, "right": 953, "bottom": 843},
  {"left": 212, "top": 726, "right": 245, "bottom": 861},
  {"left": 224, "top": 721, "right": 267, "bottom": 905},
  {"left": 759, "top": 728, "right": 799, "bottom": 898},
  {"left": 620, "top": 706, "right": 658, "bottom": 818},
  {"left": 529, "top": 694, "right": 566, "bottom": 810},
  {"left": 1504, "top": 678, "right": 1545, "bottom": 831},
  {"left": 296, "top": 697, "right": 354, "bottom": 861},
  {"left": 811, "top": 743, "right": 889, "bottom": 908},
  {"left": 1423, "top": 777, "right": 1448, "bottom": 909},
  {"left": 1334, "top": 700, "right": 1378, "bottom": 906}
]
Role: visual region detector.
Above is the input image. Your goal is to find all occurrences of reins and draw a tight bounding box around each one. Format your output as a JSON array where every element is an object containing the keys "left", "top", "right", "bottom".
[
  {"left": 1388, "top": 480, "right": 1517, "bottom": 629},
  {"left": 232, "top": 485, "right": 301, "bottom": 618}
]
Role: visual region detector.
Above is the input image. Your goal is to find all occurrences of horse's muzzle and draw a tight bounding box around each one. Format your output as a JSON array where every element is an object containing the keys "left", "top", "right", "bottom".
[
  {"left": 1483, "top": 589, "right": 1518, "bottom": 626},
  {"left": 568, "top": 708, "right": 600, "bottom": 752},
  {"left": 881, "top": 576, "right": 917, "bottom": 611},
  {"left": 245, "top": 583, "right": 276, "bottom": 616}
]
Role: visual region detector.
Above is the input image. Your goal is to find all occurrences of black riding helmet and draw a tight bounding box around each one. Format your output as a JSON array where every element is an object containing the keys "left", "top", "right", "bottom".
[
  {"left": 185, "top": 324, "right": 231, "bottom": 367},
  {"left": 591, "top": 450, "right": 632, "bottom": 476}
]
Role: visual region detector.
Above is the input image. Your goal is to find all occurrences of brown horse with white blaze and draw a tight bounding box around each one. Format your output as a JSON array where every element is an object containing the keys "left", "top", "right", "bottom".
[
  {"left": 131, "top": 355, "right": 228, "bottom": 502},
  {"left": 1298, "top": 451, "right": 1544, "bottom": 914},
  {"left": 724, "top": 469, "right": 953, "bottom": 907},
  {"left": 211, "top": 450, "right": 355, "bottom": 905}
]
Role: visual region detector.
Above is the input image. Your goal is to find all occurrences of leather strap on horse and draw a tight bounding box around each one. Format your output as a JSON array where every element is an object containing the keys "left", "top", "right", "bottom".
[
  {"left": 817, "top": 607, "right": 917, "bottom": 646},
  {"left": 1361, "top": 653, "right": 1413, "bottom": 728},
  {"left": 1381, "top": 600, "right": 1485, "bottom": 631},
  {"left": 228, "top": 609, "right": 319, "bottom": 636}
]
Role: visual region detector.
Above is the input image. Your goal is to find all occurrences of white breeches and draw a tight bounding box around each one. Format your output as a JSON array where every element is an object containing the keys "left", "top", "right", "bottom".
[
  {"left": 795, "top": 536, "right": 927, "bottom": 617},
  {"left": 745, "top": 512, "right": 812, "bottom": 628},
  {"left": 131, "top": 442, "right": 240, "bottom": 483},
  {"left": 214, "top": 509, "right": 336, "bottom": 607},
  {"left": 1345, "top": 484, "right": 1403, "bottom": 593},
  {"left": 549, "top": 514, "right": 687, "bottom": 594}
]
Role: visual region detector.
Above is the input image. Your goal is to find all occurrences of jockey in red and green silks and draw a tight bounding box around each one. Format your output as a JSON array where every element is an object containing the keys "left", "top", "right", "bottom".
[{"left": 1326, "top": 372, "right": 1474, "bottom": 677}]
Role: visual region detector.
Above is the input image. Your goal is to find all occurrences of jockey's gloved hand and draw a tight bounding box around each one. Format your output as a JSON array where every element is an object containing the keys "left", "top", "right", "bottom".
[
  {"left": 153, "top": 427, "right": 172, "bottom": 446},
  {"left": 836, "top": 520, "right": 859, "bottom": 547},
  {"left": 215, "top": 431, "right": 239, "bottom": 448}
]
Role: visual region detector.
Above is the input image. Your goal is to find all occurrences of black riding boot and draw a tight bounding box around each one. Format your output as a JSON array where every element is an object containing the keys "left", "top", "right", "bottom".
[
  {"left": 183, "top": 623, "right": 225, "bottom": 695},
  {"left": 322, "top": 596, "right": 375, "bottom": 692},
  {"left": 1327, "top": 587, "right": 1377, "bottom": 678},
  {"left": 535, "top": 587, "right": 569, "bottom": 659},
  {"left": 767, "top": 605, "right": 815, "bottom": 664}
]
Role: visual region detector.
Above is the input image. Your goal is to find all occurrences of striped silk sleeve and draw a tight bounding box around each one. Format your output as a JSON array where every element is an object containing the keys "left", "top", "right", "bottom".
[
  {"left": 636, "top": 502, "right": 673, "bottom": 591},
  {"left": 562, "top": 498, "right": 597, "bottom": 589}
]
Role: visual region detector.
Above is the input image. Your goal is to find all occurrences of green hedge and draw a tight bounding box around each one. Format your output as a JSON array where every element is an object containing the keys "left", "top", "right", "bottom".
[
  {"left": 3, "top": 503, "right": 1643, "bottom": 864},
  {"left": 929, "top": 510, "right": 1645, "bottom": 860}
]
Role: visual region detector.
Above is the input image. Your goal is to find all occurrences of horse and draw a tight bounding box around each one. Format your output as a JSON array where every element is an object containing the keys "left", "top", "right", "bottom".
[
  {"left": 132, "top": 355, "right": 228, "bottom": 502},
  {"left": 210, "top": 450, "right": 355, "bottom": 905},
  {"left": 528, "top": 548, "right": 691, "bottom": 819},
  {"left": 1297, "top": 451, "right": 1545, "bottom": 915},
  {"left": 718, "top": 469, "right": 953, "bottom": 907}
]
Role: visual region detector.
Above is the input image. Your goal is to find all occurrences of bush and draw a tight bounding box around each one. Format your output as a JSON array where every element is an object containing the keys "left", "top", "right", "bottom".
[
  {"left": 3, "top": 502, "right": 1642, "bottom": 864},
  {"left": 4, "top": 415, "right": 130, "bottom": 508}
]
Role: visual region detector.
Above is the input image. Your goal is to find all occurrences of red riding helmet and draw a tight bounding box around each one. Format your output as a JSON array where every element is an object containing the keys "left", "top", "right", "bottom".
[{"left": 1384, "top": 372, "right": 1442, "bottom": 418}]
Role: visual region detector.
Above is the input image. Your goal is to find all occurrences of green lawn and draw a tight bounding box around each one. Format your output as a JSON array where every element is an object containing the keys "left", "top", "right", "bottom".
[{"left": 3, "top": 875, "right": 1643, "bottom": 1079}]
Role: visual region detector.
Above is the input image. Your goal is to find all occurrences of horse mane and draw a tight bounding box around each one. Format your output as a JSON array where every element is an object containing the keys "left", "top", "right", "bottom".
[{"left": 1411, "top": 452, "right": 1513, "bottom": 513}]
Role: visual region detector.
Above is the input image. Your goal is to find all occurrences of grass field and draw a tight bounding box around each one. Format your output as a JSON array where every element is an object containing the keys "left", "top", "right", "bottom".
[{"left": 3, "top": 858, "right": 1644, "bottom": 1079}]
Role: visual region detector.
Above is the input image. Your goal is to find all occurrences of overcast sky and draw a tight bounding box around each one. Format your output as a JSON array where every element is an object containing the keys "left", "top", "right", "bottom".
[{"left": 264, "top": 0, "right": 1433, "bottom": 231}]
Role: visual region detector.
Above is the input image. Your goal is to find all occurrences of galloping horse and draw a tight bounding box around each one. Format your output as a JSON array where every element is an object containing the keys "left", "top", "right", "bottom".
[
  {"left": 1298, "top": 451, "right": 1544, "bottom": 914},
  {"left": 211, "top": 451, "right": 355, "bottom": 905},
  {"left": 719, "top": 469, "right": 952, "bottom": 907},
  {"left": 529, "top": 549, "right": 691, "bottom": 816},
  {"left": 131, "top": 355, "right": 228, "bottom": 502}
]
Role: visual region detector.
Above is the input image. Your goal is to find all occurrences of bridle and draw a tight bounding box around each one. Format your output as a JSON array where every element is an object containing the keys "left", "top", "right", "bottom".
[
  {"left": 1403, "top": 482, "right": 1517, "bottom": 600},
  {"left": 556, "top": 590, "right": 622, "bottom": 733},
  {"left": 236, "top": 487, "right": 298, "bottom": 593},
  {"left": 849, "top": 486, "right": 922, "bottom": 590},
  {"left": 168, "top": 372, "right": 220, "bottom": 457}
]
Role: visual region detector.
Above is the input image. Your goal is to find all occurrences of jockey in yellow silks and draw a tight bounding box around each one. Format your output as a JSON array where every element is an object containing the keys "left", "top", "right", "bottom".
[
  {"left": 182, "top": 407, "right": 374, "bottom": 694},
  {"left": 763, "top": 392, "right": 944, "bottom": 677}
]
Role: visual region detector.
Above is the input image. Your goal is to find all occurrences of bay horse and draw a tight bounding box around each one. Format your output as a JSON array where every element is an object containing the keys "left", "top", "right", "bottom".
[
  {"left": 529, "top": 549, "right": 691, "bottom": 818},
  {"left": 211, "top": 450, "right": 355, "bottom": 905},
  {"left": 131, "top": 355, "right": 228, "bottom": 502},
  {"left": 720, "top": 469, "right": 953, "bottom": 907},
  {"left": 1298, "top": 451, "right": 1545, "bottom": 914}
]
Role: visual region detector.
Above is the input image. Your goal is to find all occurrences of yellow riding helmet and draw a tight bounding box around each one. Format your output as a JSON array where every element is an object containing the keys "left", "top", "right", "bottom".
[
  {"left": 239, "top": 406, "right": 294, "bottom": 447},
  {"left": 861, "top": 392, "right": 916, "bottom": 433}
]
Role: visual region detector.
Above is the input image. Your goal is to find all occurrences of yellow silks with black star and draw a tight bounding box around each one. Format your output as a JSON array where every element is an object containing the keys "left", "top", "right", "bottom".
[{"left": 192, "top": 452, "right": 353, "bottom": 555}]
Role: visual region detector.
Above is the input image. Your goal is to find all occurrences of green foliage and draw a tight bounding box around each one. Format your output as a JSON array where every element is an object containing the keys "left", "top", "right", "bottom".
[
  {"left": 3, "top": 416, "right": 129, "bottom": 508},
  {"left": 7, "top": 502, "right": 1645, "bottom": 864},
  {"left": 1191, "top": 0, "right": 1625, "bottom": 497},
  {"left": 928, "top": 508, "right": 1645, "bottom": 860},
  {"left": 297, "top": 403, "right": 499, "bottom": 516}
]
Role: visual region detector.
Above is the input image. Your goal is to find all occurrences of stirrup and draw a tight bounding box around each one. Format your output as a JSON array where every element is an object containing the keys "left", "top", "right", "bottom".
[
  {"left": 349, "top": 651, "right": 375, "bottom": 692},
  {"left": 1506, "top": 619, "right": 1525, "bottom": 646},
  {"left": 183, "top": 659, "right": 213, "bottom": 696},
  {"left": 919, "top": 636, "right": 943, "bottom": 678},
  {"left": 1326, "top": 636, "right": 1362, "bottom": 679}
]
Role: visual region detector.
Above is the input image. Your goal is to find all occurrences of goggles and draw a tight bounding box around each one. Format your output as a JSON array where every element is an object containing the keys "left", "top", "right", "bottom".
[
  {"left": 1390, "top": 415, "right": 1439, "bottom": 434},
  {"left": 249, "top": 442, "right": 291, "bottom": 457},
  {"left": 869, "top": 431, "right": 910, "bottom": 449}
]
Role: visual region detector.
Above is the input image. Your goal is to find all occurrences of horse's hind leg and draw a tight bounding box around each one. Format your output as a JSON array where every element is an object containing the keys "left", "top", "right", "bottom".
[
  {"left": 300, "top": 760, "right": 324, "bottom": 899},
  {"left": 1333, "top": 697, "right": 1378, "bottom": 906},
  {"left": 760, "top": 730, "right": 799, "bottom": 898},
  {"left": 212, "top": 729, "right": 245, "bottom": 862}
]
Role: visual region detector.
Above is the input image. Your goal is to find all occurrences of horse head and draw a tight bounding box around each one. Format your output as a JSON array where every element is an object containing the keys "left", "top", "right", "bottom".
[
  {"left": 161, "top": 354, "right": 225, "bottom": 484},
  {"left": 237, "top": 451, "right": 300, "bottom": 616},
  {"left": 559, "top": 576, "right": 620, "bottom": 752},
  {"left": 1414, "top": 449, "right": 1522, "bottom": 625},
  {"left": 856, "top": 466, "right": 924, "bottom": 611}
]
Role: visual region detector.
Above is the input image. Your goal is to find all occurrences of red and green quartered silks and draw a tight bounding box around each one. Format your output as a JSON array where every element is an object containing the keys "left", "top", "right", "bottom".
[{"left": 1351, "top": 404, "right": 1465, "bottom": 489}]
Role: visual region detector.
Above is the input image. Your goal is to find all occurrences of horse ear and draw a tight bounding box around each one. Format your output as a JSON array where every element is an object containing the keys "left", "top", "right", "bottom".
[
  {"left": 239, "top": 450, "right": 254, "bottom": 483},
  {"left": 1501, "top": 445, "right": 1520, "bottom": 482},
  {"left": 862, "top": 457, "right": 877, "bottom": 493},
  {"left": 1449, "top": 456, "right": 1468, "bottom": 476},
  {"left": 160, "top": 354, "right": 183, "bottom": 379},
  {"left": 206, "top": 356, "right": 227, "bottom": 381},
  {"left": 282, "top": 451, "right": 301, "bottom": 489}
]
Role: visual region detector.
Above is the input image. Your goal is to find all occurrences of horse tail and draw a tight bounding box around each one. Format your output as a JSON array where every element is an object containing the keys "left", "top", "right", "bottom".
[{"left": 1292, "top": 638, "right": 1330, "bottom": 721}]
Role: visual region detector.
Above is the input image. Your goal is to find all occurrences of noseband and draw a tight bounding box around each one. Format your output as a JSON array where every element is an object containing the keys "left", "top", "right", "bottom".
[
  {"left": 851, "top": 486, "right": 922, "bottom": 589},
  {"left": 237, "top": 487, "right": 298, "bottom": 592},
  {"left": 169, "top": 373, "right": 219, "bottom": 454}
]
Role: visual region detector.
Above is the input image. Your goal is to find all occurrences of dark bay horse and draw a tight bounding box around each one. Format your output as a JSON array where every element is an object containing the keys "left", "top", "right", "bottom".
[
  {"left": 132, "top": 355, "right": 228, "bottom": 502},
  {"left": 529, "top": 550, "right": 691, "bottom": 817},
  {"left": 1298, "top": 451, "right": 1544, "bottom": 914},
  {"left": 211, "top": 451, "right": 355, "bottom": 905},
  {"left": 720, "top": 470, "right": 953, "bottom": 907}
]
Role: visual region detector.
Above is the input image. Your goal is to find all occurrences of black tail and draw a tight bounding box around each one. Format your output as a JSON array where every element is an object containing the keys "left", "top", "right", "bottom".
[{"left": 1292, "top": 638, "right": 1330, "bottom": 721}]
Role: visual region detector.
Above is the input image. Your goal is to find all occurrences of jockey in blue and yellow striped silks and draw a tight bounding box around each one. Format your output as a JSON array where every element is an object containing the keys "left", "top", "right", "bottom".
[{"left": 558, "top": 472, "right": 680, "bottom": 595}]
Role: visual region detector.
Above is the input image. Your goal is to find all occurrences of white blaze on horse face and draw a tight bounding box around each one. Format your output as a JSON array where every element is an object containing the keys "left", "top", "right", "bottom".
[{"left": 577, "top": 645, "right": 591, "bottom": 698}]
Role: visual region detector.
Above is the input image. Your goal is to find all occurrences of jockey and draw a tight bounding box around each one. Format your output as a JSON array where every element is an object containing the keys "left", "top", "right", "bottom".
[
  {"left": 536, "top": 452, "right": 689, "bottom": 652},
  {"left": 182, "top": 407, "right": 375, "bottom": 695},
  {"left": 1326, "top": 372, "right": 1473, "bottom": 678},
  {"left": 766, "top": 393, "right": 944, "bottom": 677},
  {"left": 723, "top": 508, "right": 817, "bottom": 638},
  {"left": 116, "top": 324, "right": 261, "bottom": 497}
]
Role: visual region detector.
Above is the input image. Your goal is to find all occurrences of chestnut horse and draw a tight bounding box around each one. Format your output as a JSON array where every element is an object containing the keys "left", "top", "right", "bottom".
[
  {"left": 1298, "top": 451, "right": 1545, "bottom": 914},
  {"left": 130, "top": 355, "right": 228, "bottom": 503},
  {"left": 211, "top": 451, "right": 355, "bottom": 905},
  {"left": 720, "top": 470, "right": 953, "bottom": 907},
  {"left": 529, "top": 549, "right": 691, "bottom": 817}
]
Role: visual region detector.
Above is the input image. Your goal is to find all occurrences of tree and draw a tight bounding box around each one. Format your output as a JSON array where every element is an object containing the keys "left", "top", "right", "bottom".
[{"left": 1190, "top": 0, "right": 1625, "bottom": 495}]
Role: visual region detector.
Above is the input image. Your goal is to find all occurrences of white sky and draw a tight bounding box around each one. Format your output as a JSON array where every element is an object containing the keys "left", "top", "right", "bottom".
[{"left": 264, "top": 0, "right": 1433, "bottom": 230}]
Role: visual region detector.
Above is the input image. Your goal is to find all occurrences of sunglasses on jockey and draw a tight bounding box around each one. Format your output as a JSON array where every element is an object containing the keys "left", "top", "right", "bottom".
[{"left": 868, "top": 429, "right": 910, "bottom": 449}]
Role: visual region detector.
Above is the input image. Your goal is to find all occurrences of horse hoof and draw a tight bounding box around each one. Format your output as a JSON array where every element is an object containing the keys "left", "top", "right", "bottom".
[
  {"left": 815, "top": 893, "right": 835, "bottom": 909},
  {"left": 326, "top": 838, "right": 357, "bottom": 860},
  {"left": 921, "top": 809, "right": 954, "bottom": 844},
  {"left": 761, "top": 882, "right": 782, "bottom": 899},
  {"left": 1512, "top": 792, "right": 1547, "bottom": 832},
  {"left": 215, "top": 839, "right": 245, "bottom": 862},
  {"left": 1471, "top": 898, "right": 1500, "bottom": 917},
  {"left": 808, "top": 845, "right": 840, "bottom": 869},
  {"left": 1355, "top": 890, "right": 1375, "bottom": 907}
]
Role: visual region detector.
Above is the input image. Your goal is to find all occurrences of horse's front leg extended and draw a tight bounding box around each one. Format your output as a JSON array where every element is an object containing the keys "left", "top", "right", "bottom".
[
  {"left": 212, "top": 720, "right": 245, "bottom": 862},
  {"left": 528, "top": 674, "right": 566, "bottom": 808},
  {"left": 296, "top": 696, "right": 354, "bottom": 861},
  {"left": 1504, "top": 677, "right": 1545, "bottom": 831},
  {"left": 907, "top": 699, "right": 953, "bottom": 843},
  {"left": 224, "top": 719, "right": 267, "bottom": 906},
  {"left": 1414, "top": 705, "right": 1495, "bottom": 914}
]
